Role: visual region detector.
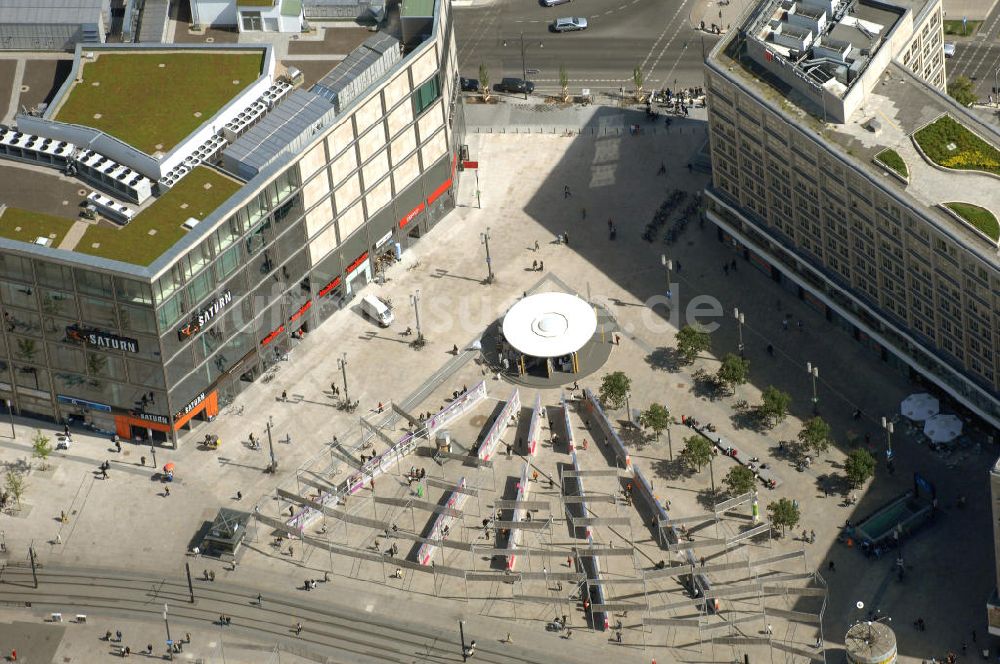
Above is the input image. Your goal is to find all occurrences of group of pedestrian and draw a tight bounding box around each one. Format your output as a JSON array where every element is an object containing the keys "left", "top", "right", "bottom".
[{"left": 722, "top": 259, "right": 738, "bottom": 275}]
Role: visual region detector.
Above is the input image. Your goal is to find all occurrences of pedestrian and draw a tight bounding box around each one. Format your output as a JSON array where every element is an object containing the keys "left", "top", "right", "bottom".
[
  {"left": 295, "top": 622, "right": 303, "bottom": 636},
  {"left": 452, "top": 344, "right": 459, "bottom": 354},
  {"left": 810, "top": 529, "right": 816, "bottom": 543},
  {"left": 723, "top": 263, "right": 729, "bottom": 275},
  {"left": 102, "top": 467, "right": 108, "bottom": 480},
  {"left": 581, "top": 207, "right": 586, "bottom": 220},
  {"left": 116, "top": 630, "right": 122, "bottom": 642},
  {"left": 505, "top": 632, "right": 512, "bottom": 644},
  {"left": 687, "top": 163, "right": 692, "bottom": 173},
  {"left": 676, "top": 260, "right": 682, "bottom": 272},
  {"left": 828, "top": 560, "right": 835, "bottom": 572},
  {"left": 539, "top": 260, "right": 544, "bottom": 271},
  {"left": 534, "top": 240, "right": 540, "bottom": 251},
  {"left": 782, "top": 318, "right": 789, "bottom": 331},
  {"left": 209, "top": 571, "right": 215, "bottom": 581},
  {"left": 225, "top": 615, "right": 231, "bottom": 625},
  {"left": 616, "top": 630, "right": 622, "bottom": 643},
  {"left": 164, "top": 486, "right": 170, "bottom": 497},
  {"left": 236, "top": 490, "right": 242, "bottom": 501},
  {"left": 257, "top": 593, "right": 262, "bottom": 606},
  {"left": 288, "top": 545, "right": 294, "bottom": 557},
  {"left": 766, "top": 343, "right": 774, "bottom": 356},
  {"left": 146, "top": 645, "right": 152, "bottom": 655},
  {"left": 797, "top": 319, "right": 804, "bottom": 331},
  {"left": 185, "top": 633, "right": 190, "bottom": 644},
  {"left": 532, "top": 260, "right": 538, "bottom": 270},
  {"left": 64, "top": 423, "right": 70, "bottom": 437},
  {"left": 564, "top": 185, "right": 571, "bottom": 198},
  {"left": 563, "top": 231, "right": 569, "bottom": 246},
  {"left": 973, "top": 629, "right": 977, "bottom": 643},
  {"left": 765, "top": 624, "right": 773, "bottom": 636},
  {"left": 281, "top": 390, "right": 287, "bottom": 401}
]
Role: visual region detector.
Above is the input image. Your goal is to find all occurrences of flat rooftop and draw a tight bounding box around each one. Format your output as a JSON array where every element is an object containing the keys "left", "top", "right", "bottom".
[
  {"left": 712, "top": 10, "right": 1000, "bottom": 263},
  {"left": 74, "top": 166, "right": 242, "bottom": 266},
  {"left": 51, "top": 50, "right": 265, "bottom": 155}
]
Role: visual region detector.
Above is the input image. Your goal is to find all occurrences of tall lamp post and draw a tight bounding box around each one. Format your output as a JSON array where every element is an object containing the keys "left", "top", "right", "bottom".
[
  {"left": 881, "top": 416, "right": 894, "bottom": 460},
  {"left": 733, "top": 307, "right": 745, "bottom": 357},
  {"left": 806, "top": 362, "right": 819, "bottom": 414},
  {"left": 481, "top": 228, "right": 494, "bottom": 284},
  {"left": 163, "top": 603, "right": 173, "bottom": 661},
  {"left": 660, "top": 254, "right": 673, "bottom": 310},
  {"left": 338, "top": 353, "right": 350, "bottom": 406},
  {"left": 503, "top": 33, "right": 543, "bottom": 100},
  {"left": 410, "top": 289, "right": 424, "bottom": 345}
]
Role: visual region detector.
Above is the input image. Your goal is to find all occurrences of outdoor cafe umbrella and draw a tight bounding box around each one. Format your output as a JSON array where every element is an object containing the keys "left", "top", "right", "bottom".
[
  {"left": 900, "top": 393, "right": 939, "bottom": 421},
  {"left": 922, "top": 414, "right": 963, "bottom": 444}
]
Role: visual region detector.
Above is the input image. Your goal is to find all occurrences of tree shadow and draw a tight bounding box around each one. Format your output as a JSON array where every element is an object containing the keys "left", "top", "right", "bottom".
[
  {"left": 816, "top": 472, "right": 851, "bottom": 496},
  {"left": 649, "top": 456, "right": 692, "bottom": 482},
  {"left": 694, "top": 487, "right": 721, "bottom": 510},
  {"left": 645, "top": 347, "right": 679, "bottom": 372},
  {"left": 690, "top": 369, "right": 724, "bottom": 402}
]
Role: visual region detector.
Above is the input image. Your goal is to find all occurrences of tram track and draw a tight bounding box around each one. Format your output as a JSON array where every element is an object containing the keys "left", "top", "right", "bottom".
[{"left": 0, "top": 564, "right": 562, "bottom": 664}]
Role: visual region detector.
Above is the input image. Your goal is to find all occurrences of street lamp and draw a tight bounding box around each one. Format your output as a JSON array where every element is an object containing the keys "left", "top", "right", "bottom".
[
  {"left": 733, "top": 307, "right": 745, "bottom": 357},
  {"left": 4, "top": 399, "right": 13, "bottom": 440},
  {"left": 806, "top": 362, "right": 819, "bottom": 414},
  {"left": 338, "top": 353, "right": 350, "bottom": 406},
  {"left": 481, "top": 228, "right": 494, "bottom": 284},
  {"left": 265, "top": 417, "right": 277, "bottom": 472},
  {"left": 163, "top": 603, "right": 173, "bottom": 661},
  {"left": 660, "top": 255, "right": 673, "bottom": 310},
  {"left": 410, "top": 289, "right": 424, "bottom": 345},
  {"left": 459, "top": 620, "right": 468, "bottom": 662},
  {"left": 881, "top": 416, "right": 894, "bottom": 460},
  {"left": 503, "top": 33, "right": 542, "bottom": 100}
]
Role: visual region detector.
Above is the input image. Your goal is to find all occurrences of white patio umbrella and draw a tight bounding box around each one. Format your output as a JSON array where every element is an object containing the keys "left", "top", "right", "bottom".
[
  {"left": 922, "top": 414, "right": 963, "bottom": 444},
  {"left": 900, "top": 393, "right": 940, "bottom": 421}
]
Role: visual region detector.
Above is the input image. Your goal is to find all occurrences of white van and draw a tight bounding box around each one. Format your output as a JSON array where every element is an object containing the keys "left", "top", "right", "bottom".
[{"left": 361, "top": 294, "right": 394, "bottom": 327}]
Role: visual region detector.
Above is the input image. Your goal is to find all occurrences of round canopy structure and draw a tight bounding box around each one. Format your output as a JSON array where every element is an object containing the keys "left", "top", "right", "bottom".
[{"left": 502, "top": 292, "right": 597, "bottom": 358}]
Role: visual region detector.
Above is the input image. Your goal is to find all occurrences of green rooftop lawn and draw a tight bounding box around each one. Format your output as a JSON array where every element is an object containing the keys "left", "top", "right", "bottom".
[
  {"left": 54, "top": 51, "right": 265, "bottom": 155},
  {"left": 943, "top": 202, "right": 1000, "bottom": 243},
  {"left": 913, "top": 114, "right": 1000, "bottom": 176},
  {"left": 0, "top": 207, "right": 75, "bottom": 247},
  {"left": 875, "top": 148, "right": 908, "bottom": 179},
  {"left": 77, "top": 167, "right": 242, "bottom": 266}
]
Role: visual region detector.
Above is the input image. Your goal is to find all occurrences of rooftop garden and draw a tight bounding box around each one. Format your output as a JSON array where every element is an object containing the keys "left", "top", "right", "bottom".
[
  {"left": 76, "top": 167, "right": 242, "bottom": 266},
  {"left": 874, "top": 148, "right": 908, "bottom": 180},
  {"left": 0, "top": 207, "right": 75, "bottom": 247},
  {"left": 913, "top": 114, "right": 1000, "bottom": 177},
  {"left": 942, "top": 202, "right": 1000, "bottom": 243},
  {"left": 54, "top": 51, "right": 265, "bottom": 155}
]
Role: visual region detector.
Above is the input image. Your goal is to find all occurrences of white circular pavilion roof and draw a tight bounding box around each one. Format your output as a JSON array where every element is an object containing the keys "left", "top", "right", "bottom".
[{"left": 502, "top": 292, "right": 597, "bottom": 358}]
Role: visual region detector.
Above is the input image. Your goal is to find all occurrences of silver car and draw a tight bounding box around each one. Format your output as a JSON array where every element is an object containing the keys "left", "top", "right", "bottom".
[
  {"left": 552, "top": 16, "right": 588, "bottom": 32},
  {"left": 540, "top": 0, "right": 571, "bottom": 6}
]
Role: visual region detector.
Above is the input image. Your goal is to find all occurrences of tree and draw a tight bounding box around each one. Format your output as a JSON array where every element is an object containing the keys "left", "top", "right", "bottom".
[
  {"left": 947, "top": 75, "right": 977, "bottom": 106},
  {"left": 681, "top": 435, "right": 713, "bottom": 473},
  {"left": 4, "top": 470, "right": 26, "bottom": 509},
  {"left": 639, "top": 403, "right": 672, "bottom": 440},
  {"left": 32, "top": 430, "right": 52, "bottom": 470},
  {"left": 632, "top": 66, "right": 644, "bottom": 101},
  {"left": 723, "top": 465, "right": 757, "bottom": 497},
  {"left": 559, "top": 64, "right": 570, "bottom": 103},
  {"left": 716, "top": 353, "right": 750, "bottom": 394},
  {"left": 757, "top": 385, "right": 791, "bottom": 428},
  {"left": 767, "top": 498, "right": 800, "bottom": 536},
  {"left": 676, "top": 324, "right": 711, "bottom": 365},
  {"left": 845, "top": 448, "right": 876, "bottom": 488},
  {"left": 599, "top": 371, "right": 631, "bottom": 410},
  {"left": 797, "top": 416, "right": 832, "bottom": 456},
  {"left": 478, "top": 63, "right": 491, "bottom": 102}
]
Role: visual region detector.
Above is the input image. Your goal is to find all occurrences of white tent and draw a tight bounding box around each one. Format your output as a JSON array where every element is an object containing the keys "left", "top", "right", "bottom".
[
  {"left": 922, "top": 414, "right": 963, "bottom": 444},
  {"left": 900, "top": 393, "right": 940, "bottom": 421}
]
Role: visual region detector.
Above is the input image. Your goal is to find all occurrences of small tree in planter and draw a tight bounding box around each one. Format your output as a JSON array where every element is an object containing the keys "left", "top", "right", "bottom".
[
  {"left": 767, "top": 498, "right": 800, "bottom": 537},
  {"left": 599, "top": 371, "right": 631, "bottom": 410},
  {"left": 32, "top": 429, "right": 52, "bottom": 470}
]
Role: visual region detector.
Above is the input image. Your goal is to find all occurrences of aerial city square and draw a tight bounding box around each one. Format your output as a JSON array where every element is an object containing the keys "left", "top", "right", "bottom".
[{"left": 0, "top": 0, "right": 997, "bottom": 661}]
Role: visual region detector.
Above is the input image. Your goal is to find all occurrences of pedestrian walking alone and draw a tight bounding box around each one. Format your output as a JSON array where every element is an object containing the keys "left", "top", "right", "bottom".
[
  {"left": 295, "top": 622, "right": 303, "bottom": 636},
  {"left": 257, "top": 593, "right": 262, "bottom": 607},
  {"left": 564, "top": 185, "right": 571, "bottom": 198},
  {"left": 164, "top": 486, "right": 170, "bottom": 497}
]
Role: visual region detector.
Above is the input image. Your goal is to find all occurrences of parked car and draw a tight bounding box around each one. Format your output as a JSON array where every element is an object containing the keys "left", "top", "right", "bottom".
[
  {"left": 495, "top": 78, "right": 536, "bottom": 94},
  {"left": 551, "top": 16, "right": 588, "bottom": 32},
  {"left": 460, "top": 76, "right": 480, "bottom": 92},
  {"left": 944, "top": 42, "right": 956, "bottom": 58},
  {"left": 540, "top": 0, "right": 571, "bottom": 5}
]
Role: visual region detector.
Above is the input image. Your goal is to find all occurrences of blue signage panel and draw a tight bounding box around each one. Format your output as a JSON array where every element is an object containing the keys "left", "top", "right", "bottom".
[{"left": 56, "top": 394, "right": 112, "bottom": 413}]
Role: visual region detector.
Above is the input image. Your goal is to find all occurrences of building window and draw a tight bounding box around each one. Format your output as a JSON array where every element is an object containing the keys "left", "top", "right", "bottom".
[
  {"left": 241, "top": 11, "right": 262, "bottom": 30},
  {"left": 412, "top": 76, "right": 440, "bottom": 116}
]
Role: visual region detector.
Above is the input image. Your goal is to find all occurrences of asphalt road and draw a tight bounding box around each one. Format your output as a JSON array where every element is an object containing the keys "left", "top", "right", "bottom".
[
  {"left": 454, "top": 0, "right": 717, "bottom": 94},
  {"left": 945, "top": 1, "right": 1000, "bottom": 100}
]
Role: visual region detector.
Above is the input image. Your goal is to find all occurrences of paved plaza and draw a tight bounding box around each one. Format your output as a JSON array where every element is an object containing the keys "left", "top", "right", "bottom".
[{"left": 0, "top": 107, "right": 996, "bottom": 662}]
